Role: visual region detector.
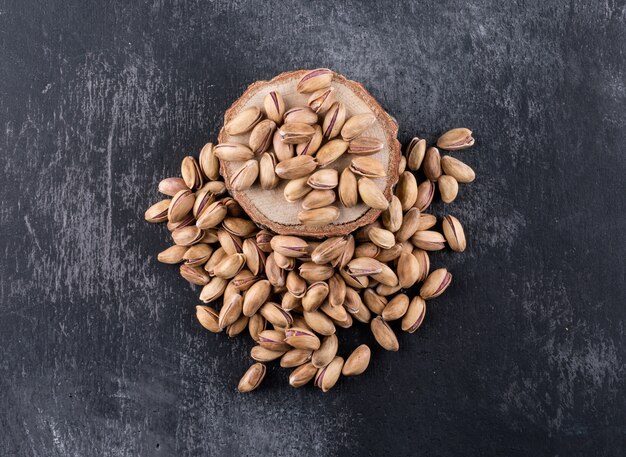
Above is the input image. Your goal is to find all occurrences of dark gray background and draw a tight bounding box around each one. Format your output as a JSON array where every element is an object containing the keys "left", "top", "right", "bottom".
[{"left": 1, "top": 0, "right": 625, "bottom": 456}]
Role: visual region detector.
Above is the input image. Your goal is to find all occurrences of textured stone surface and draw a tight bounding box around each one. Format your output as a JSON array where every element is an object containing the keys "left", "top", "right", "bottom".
[{"left": 1, "top": 0, "right": 625, "bottom": 456}]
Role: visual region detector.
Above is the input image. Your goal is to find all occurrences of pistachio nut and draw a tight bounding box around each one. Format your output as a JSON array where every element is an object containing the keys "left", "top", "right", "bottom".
[
  {"left": 350, "top": 156, "right": 387, "bottom": 178},
  {"left": 196, "top": 305, "right": 221, "bottom": 333},
  {"left": 289, "top": 361, "right": 318, "bottom": 388},
  {"left": 223, "top": 216, "right": 257, "bottom": 237},
  {"left": 302, "top": 281, "right": 330, "bottom": 312},
  {"left": 213, "top": 253, "right": 246, "bottom": 279},
  {"left": 270, "top": 235, "right": 309, "bottom": 258},
  {"left": 438, "top": 174, "right": 459, "bottom": 203},
  {"left": 398, "top": 155, "right": 407, "bottom": 174},
  {"left": 297, "top": 68, "right": 333, "bottom": 93},
  {"left": 193, "top": 189, "right": 216, "bottom": 219},
  {"left": 414, "top": 179, "right": 435, "bottom": 211},
  {"left": 265, "top": 253, "right": 286, "bottom": 287},
  {"left": 181, "top": 156, "right": 204, "bottom": 190},
  {"left": 370, "top": 316, "right": 399, "bottom": 351},
  {"left": 401, "top": 296, "right": 426, "bottom": 333},
  {"left": 311, "top": 236, "right": 348, "bottom": 264},
  {"left": 237, "top": 362, "right": 266, "bottom": 393},
  {"left": 272, "top": 129, "right": 295, "bottom": 162},
  {"left": 196, "top": 201, "right": 227, "bottom": 229},
  {"left": 358, "top": 177, "right": 389, "bottom": 210},
  {"left": 284, "top": 106, "right": 318, "bottom": 125},
  {"left": 250, "top": 345, "right": 285, "bottom": 362},
  {"left": 348, "top": 136, "right": 384, "bottom": 155},
  {"left": 368, "top": 227, "right": 396, "bottom": 249},
  {"left": 315, "top": 138, "right": 349, "bottom": 166},
  {"left": 226, "top": 314, "right": 249, "bottom": 337},
  {"left": 145, "top": 199, "right": 171, "bottom": 223},
  {"left": 312, "top": 334, "right": 338, "bottom": 368},
  {"left": 157, "top": 244, "right": 187, "bottom": 264},
  {"left": 263, "top": 90, "right": 286, "bottom": 124},
  {"left": 280, "top": 348, "right": 313, "bottom": 368},
  {"left": 225, "top": 106, "right": 262, "bottom": 135},
  {"left": 296, "top": 124, "right": 323, "bottom": 156},
  {"left": 382, "top": 196, "right": 403, "bottom": 232},
  {"left": 395, "top": 171, "right": 418, "bottom": 210},
  {"left": 442, "top": 215, "right": 466, "bottom": 252},
  {"left": 397, "top": 251, "right": 420, "bottom": 288},
  {"left": 278, "top": 122, "right": 316, "bottom": 144},
  {"left": 346, "top": 257, "right": 384, "bottom": 276},
  {"left": 229, "top": 160, "right": 259, "bottom": 191},
  {"left": 437, "top": 127, "right": 475, "bottom": 150},
  {"left": 158, "top": 177, "right": 188, "bottom": 197},
  {"left": 283, "top": 176, "right": 311, "bottom": 202},
  {"left": 406, "top": 137, "right": 426, "bottom": 170},
  {"left": 273, "top": 251, "right": 296, "bottom": 270},
  {"left": 333, "top": 234, "right": 355, "bottom": 269},
  {"left": 371, "top": 263, "right": 398, "bottom": 287},
  {"left": 218, "top": 293, "right": 243, "bottom": 329},
  {"left": 214, "top": 143, "right": 254, "bottom": 162},
  {"left": 411, "top": 230, "right": 446, "bottom": 251},
  {"left": 440, "top": 155, "right": 476, "bottom": 183},
  {"left": 275, "top": 155, "right": 317, "bottom": 179},
  {"left": 420, "top": 268, "right": 452, "bottom": 299},
  {"left": 338, "top": 168, "right": 358, "bottom": 207},
  {"left": 259, "top": 302, "right": 293, "bottom": 328},
  {"left": 249, "top": 119, "right": 276, "bottom": 154},
  {"left": 375, "top": 243, "right": 403, "bottom": 262},
  {"left": 354, "top": 242, "right": 380, "bottom": 258},
  {"left": 423, "top": 146, "right": 442, "bottom": 181},
  {"left": 307, "top": 168, "right": 338, "bottom": 190},
  {"left": 342, "top": 344, "right": 371, "bottom": 376},
  {"left": 298, "top": 206, "right": 340, "bottom": 226},
  {"left": 303, "top": 310, "right": 335, "bottom": 336},
  {"left": 199, "top": 180, "right": 227, "bottom": 196},
  {"left": 231, "top": 269, "right": 258, "bottom": 291},
  {"left": 286, "top": 270, "right": 307, "bottom": 298},
  {"left": 256, "top": 230, "right": 273, "bottom": 252},
  {"left": 258, "top": 329, "right": 290, "bottom": 352},
  {"left": 299, "top": 262, "right": 335, "bottom": 282},
  {"left": 242, "top": 279, "right": 271, "bottom": 316},
  {"left": 248, "top": 313, "right": 266, "bottom": 342},
  {"left": 284, "top": 327, "right": 321, "bottom": 350},
  {"left": 172, "top": 226, "right": 203, "bottom": 246},
  {"left": 217, "top": 228, "right": 243, "bottom": 255},
  {"left": 242, "top": 238, "right": 265, "bottom": 276},
  {"left": 382, "top": 293, "right": 409, "bottom": 321},
  {"left": 307, "top": 87, "right": 336, "bottom": 114},
  {"left": 328, "top": 274, "right": 347, "bottom": 307},
  {"left": 183, "top": 243, "right": 213, "bottom": 267},
  {"left": 322, "top": 102, "right": 346, "bottom": 138},
  {"left": 341, "top": 113, "right": 376, "bottom": 141},
  {"left": 204, "top": 247, "right": 227, "bottom": 275},
  {"left": 363, "top": 288, "right": 388, "bottom": 314}
]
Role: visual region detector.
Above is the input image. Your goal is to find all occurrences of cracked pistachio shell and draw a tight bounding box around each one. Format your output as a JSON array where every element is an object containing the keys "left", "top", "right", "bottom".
[
  {"left": 172, "top": 226, "right": 203, "bottom": 246},
  {"left": 181, "top": 156, "right": 204, "bottom": 190},
  {"left": 402, "top": 296, "right": 426, "bottom": 333},
  {"left": 342, "top": 344, "right": 371, "bottom": 376},
  {"left": 307, "top": 87, "right": 336, "bottom": 114},
  {"left": 420, "top": 268, "right": 452, "bottom": 299},
  {"left": 168, "top": 189, "right": 195, "bottom": 223},
  {"left": 272, "top": 129, "right": 295, "bottom": 162},
  {"left": 270, "top": 235, "right": 309, "bottom": 258},
  {"left": 259, "top": 302, "right": 293, "bottom": 328},
  {"left": 348, "top": 136, "right": 384, "bottom": 155},
  {"left": 437, "top": 128, "right": 475, "bottom": 150},
  {"left": 263, "top": 90, "right": 285, "bottom": 124},
  {"left": 296, "top": 123, "right": 323, "bottom": 156},
  {"left": 145, "top": 199, "right": 171, "bottom": 223},
  {"left": 196, "top": 201, "right": 227, "bottom": 230},
  {"left": 183, "top": 243, "right": 213, "bottom": 267},
  {"left": 406, "top": 137, "right": 426, "bottom": 171},
  {"left": 257, "top": 329, "right": 290, "bottom": 352},
  {"left": 312, "top": 334, "right": 338, "bottom": 368},
  {"left": 237, "top": 362, "right": 266, "bottom": 393},
  {"left": 382, "top": 196, "right": 403, "bottom": 232},
  {"left": 322, "top": 102, "right": 346, "bottom": 138},
  {"left": 284, "top": 327, "right": 321, "bottom": 351},
  {"left": 229, "top": 160, "right": 259, "bottom": 191},
  {"left": 289, "top": 361, "right": 318, "bottom": 388},
  {"left": 242, "top": 238, "right": 265, "bottom": 276},
  {"left": 284, "top": 106, "right": 318, "bottom": 125},
  {"left": 442, "top": 215, "right": 466, "bottom": 252},
  {"left": 218, "top": 293, "right": 243, "bottom": 329},
  {"left": 196, "top": 305, "right": 221, "bottom": 333},
  {"left": 250, "top": 345, "right": 285, "bottom": 362},
  {"left": 307, "top": 168, "right": 338, "bottom": 190},
  {"left": 350, "top": 156, "right": 387, "bottom": 178},
  {"left": 278, "top": 122, "right": 316, "bottom": 144},
  {"left": 297, "top": 68, "right": 334, "bottom": 93},
  {"left": 179, "top": 264, "right": 210, "bottom": 285},
  {"left": 302, "top": 281, "right": 330, "bottom": 312},
  {"left": 314, "top": 356, "right": 344, "bottom": 392},
  {"left": 311, "top": 236, "right": 348, "bottom": 265},
  {"left": 225, "top": 106, "right": 262, "bottom": 135},
  {"left": 414, "top": 179, "right": 435, "bottom": 211},
  {"left": 249, "top": 119, "right": 276, "bottom": 154},
  {"left": 368, "top": 227, "right": 396, "bottom": 250}
]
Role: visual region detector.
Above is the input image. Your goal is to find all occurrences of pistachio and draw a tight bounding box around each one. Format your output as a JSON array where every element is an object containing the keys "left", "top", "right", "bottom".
[
  {"left": 297, "top": 68, "right": 334, "bottom": 93},
  {"left": 158, "top": 177, "right": 188, "bottom": 197},
  {"left": 270, "top": 235, "right": 309, "bottom": 258},
  {"left": 423, "top": 147, "right": 442, "bottom": 181},
  {"left": 315, "top": 138, "right": 349, "bottom": 166},
  {"left": 307, "top": 169, "right": 338, "bottom": 190},
  {"left": 218, "top": 293, "right": 243, "bottom": 329},
  {"left": 395, "top": 171, "right": 418, "bottom": 210},
  {"left": 199, "top": 228, "right": 219, "bottom": 244},
  {"left": 275, "top": 155, "right": 317, "bottom": 179},
  {"left": 350, "top": 156, "right": 387, "bottom": 178},
  {"left": 437, "top": 127, "right": 475, "bottom": 150},
  {"left": 250, "top": 345, "right": 285, "bottom": 362},
  {"left": 286, "top": 270, "right": 307, "bottom": 298},
  {"left": 302, "top": 281, "right": 330, "bottom": 312},
  {"left": 334, "top": 234, "right": 355, "bottom": 269},
  {"left": 265, "top": 253, "right": 286, "bottom": 287},
  {"left": 371, "top": 263, "right": 398, "bottom": 287},
  {"left": 242, "top": 279, "right": 271, "bottom": 316},
  {"left": 438, "top": 175, "right": 459, "bottom": 203},
  {"left": 280, "top": 348, "right": 313, "bottom": 368},
  {"left": 401, "top": 296, "right": 426, "bottom": 333},
  {"left": 311, "top": 236, "right": 347, "bottom": 264},
  {"left": 375, "top": 243, "right": 403, "bottom": 263},
  {"left": 257, "top": 329, "right": 290, "bottom": 351},
  {"left": 274, "top": 251, "right": 295, "bottom": 270},
  {"left": 307, "top": 87, "right": 336, "bottom": 114},
  {"left": 368, "top": 227, "right": 396, "bottom": 249},
  {"left": 342, "top": 344, "right": 371, "bottom": 376},
  {"left": 260, "top": 302, "right": 293, "bottom": 328},
  {"left": 279, "top": 178, "right": 308, "bottom": 203},
  {"left": 204, "top": 247, "right": 227, "bottom": 275},
  {"left": 145, "top": 199, "right": 171, "bottom": 223},
  {"left": 411, "top": 230, "right": 446, "bottom": 251},
  {"left": 281, "top": 291, "right": 302, "bottom": 311},
  {"left": 398, "top": 155, "right": 407, "bottom": 174},
  {"left": 296, "top": 124, "right": 323, "bottom": 156},
  {"left": 414, "top": 179, "right": 435, "bottom": 211},
  {"left": 312, "top": 334, "right": 338, "bottom": 368},
  {"left": 382, "top": 293, "right": 409, "bottom": 321},
  {"left": 328, "top": 274, "right": 347, "bottom": 307},
  {"left": 314, "top": 356, "right": 344, "bottom": 392},
  {"left": 193, "top": 189, "right": 216, "bottom": 219},
  {"left": 179, "top": 264, "right": 210, "bottom": 285},
  {"left": 225, "top": 106, "right": 262, "bottom": 135},
  {"left": 256, "top": 230, "right": 273, "bottom": 252},
  {"left": 363, "top": 289, "right": 388, "bottom": 314},
  {"left": 340, "top": 268, "right": 369, "bottom": 289},
  {"left": 322, "top": 102, "right": 346, "bottom": 138},
  {"left": 213, "top": 253, "right": 246, "bottom": 279},
  {"left": 303, "top": 310, "right": 335, "bottom": 335},
  {"left": 181, "top": 156, "right": 204, "bottom": 190},
  {"left": 420, "top": 268, "right": 452, "bottom": 299},
  {"left": 196, "top": 201, "right": 227, "bottom": 229},
  {"left": 248, "top": 314, "right": 266, "bottom": 342},
  {"left": 229, "top": 160, "right": 259, "bottom": 191},
  {"left": 397, "top": 251, "right": 420, "bottom": 288},
  {"left": 272, "top": 130, "right": 295, "bottom": 162},
  {"left": 416, "top": 213, "right": 437, "bottom": 231},
  {"left": 226, "top": 314, "right": 249, "bottom": 337},
  {"left": 263, "top": 90, "right": 286, "bottom": 124},
  {"left": 183, "top": 243, "right": 213, "bottom": 267},
  {"left": 298, "top": 206, "right": 340, "bottom": 226},
  {"left": 217, "top": 228, "right": 243, "bottom": 255},
  {"left": 284, "top": 327, "right": 321, "bottom": 350},
  {"left": 289, "top": 361, "right": 318, "bottom": 387},
  {"left": 199, "top": 180, "right": 227, "bottom": 196},
  {"left": 341, "top": 113, "right": 376, "bottom": 141},
  {"left": 320, "top": 301, "right": 350, "bottom": 327},
  {"left": 172, "top": 226, "right": 203, "bottom": 246},
  {"left": 237, "top": 362, "right": 266, "bottom": 393},
  {"left": 249, "top": 119, "right": 276, "bottom": 154},
  {"left": 284, "top": 106, "right": 318, "bottom": 125},
  {"left": 348, "top": 136, "right": 384, "bottom": 155},
  {"left": 442, "top": 215, "right": 466, "bottom": 252},
  {"left": 231, "top": 270, "right": 258, "bottom": 292},
  {"left": 301, "top": 190, "right": 337, "bottom": 210},
  {"left": 358, "top": 177, "right": 389, "bottom": 210},
  {"left": 157, "top": 245, "right": 187, "bottom": 264},
  {"left": 382, "top": 196, "right": 403, "bottom": 232},
  {"left": 406, "top": 137, "right": 426, "bottom": 170},
  {"left": 166, "top": 189, "right": 193, "bottom": 223},
  {"left": 278, "top": 122, "right": 316, "bottom": 144},
  {"left": 242, "top": 238, "right": 265, "bottom": 276},
  {"left": 346, "top": 257, "right": 384, "bottom": 276},
  {"left": 338, "top": 168, "right": 358, "bottom": 207},
  {"left": 354, "top": 242, "right": 380, "bottom": 258},
  {"left": 196, "top": 305, "right": 221, "bottom": 332},
  {"left": 440, "top": 156, "right": 476, "bottom": 183},
  {"left": 371, "top": 316, "right": 399, "bottom": 351},
  {"left": 299, "top": 262, "right": 335, "bottom": 282}
]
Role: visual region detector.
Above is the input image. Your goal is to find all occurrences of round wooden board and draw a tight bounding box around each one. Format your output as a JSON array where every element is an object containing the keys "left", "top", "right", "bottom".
[{"left": 218, "top": 70, "right": 401, "bottom": 238}]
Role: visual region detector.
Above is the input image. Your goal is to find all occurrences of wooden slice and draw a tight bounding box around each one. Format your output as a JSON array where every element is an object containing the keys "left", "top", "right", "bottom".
[{"left": 218, "top": 70, "right": 401, "bottom": 238}]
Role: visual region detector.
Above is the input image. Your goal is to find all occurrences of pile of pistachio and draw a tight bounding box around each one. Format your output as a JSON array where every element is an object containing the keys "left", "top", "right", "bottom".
[
  {"left": 145, "top": 72, "right": 477, "bottom": 393},
  {"left": 218, "top": 68, "right": 395, "bottom": 226}
]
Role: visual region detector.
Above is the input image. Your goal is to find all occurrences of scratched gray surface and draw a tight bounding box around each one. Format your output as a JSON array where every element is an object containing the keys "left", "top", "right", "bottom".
[{"left": 1, "top": 0, "right": 625, "bottom": 456}]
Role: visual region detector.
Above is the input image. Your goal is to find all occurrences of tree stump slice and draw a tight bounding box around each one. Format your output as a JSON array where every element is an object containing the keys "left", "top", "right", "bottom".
[{"left": 218, "top": 70, "right": 401, "bottom": 238}]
